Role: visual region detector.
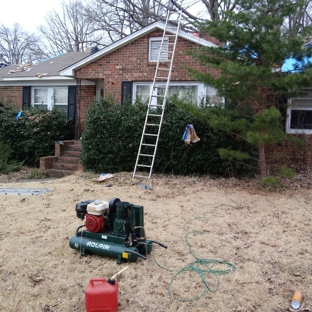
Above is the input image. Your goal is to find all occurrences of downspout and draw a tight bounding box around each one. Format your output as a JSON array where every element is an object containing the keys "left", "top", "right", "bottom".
[{"left": 75, "top": 78, "right": 82, "bottom": 140}]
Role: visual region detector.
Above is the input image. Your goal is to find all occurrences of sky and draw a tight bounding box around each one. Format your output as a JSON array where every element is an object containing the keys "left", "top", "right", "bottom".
[
  {"left": 0, "top": 0, "right": 65, "bottom": 32},
  {"left": 1, "top": 0, "right": 204, "bottom": 32},
  {"left": 0, "top": 0, "right": 204, "bottom": 33}
]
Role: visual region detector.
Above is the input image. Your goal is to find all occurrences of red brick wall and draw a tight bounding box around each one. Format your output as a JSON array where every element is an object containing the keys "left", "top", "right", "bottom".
[
  {"left": 77, "top": 85, "right": 96, "bottom": 133},
  {"left": 0, "top": 86, "right": 23, "bottom": 108},
  {"left": 75, "top": 31, "right": 219, "bottom": 103},
  {"left": 266, "top": 135, "right": 312, "bottom": 169}
]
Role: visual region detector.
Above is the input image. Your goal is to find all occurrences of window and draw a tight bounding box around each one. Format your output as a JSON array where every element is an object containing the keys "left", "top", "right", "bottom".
[
  {"left": 158, "top": 85, "right": 198, "bottom": 105},
  {"left": 135, "top": 84, "right": 151, "bottom": 103},
  {"left": 149, "top": 37, "right": 169, "bottom": 62},
  {"left": 287, "top": 89, "right": 312, "bottom": 134},
  {"left": 31, "top": 87, "right": 68, "bottom": 111},
  {"left": 53, "top": 88, "right": 68, "bottom": 110},
  {"left": 206, "top": 86, "right": 221, "bottom": 105},
  {"left": 33, "top": 88, "right": 48, "bottom": 109},
  {"left": 133, "top": 82, "right": 220, "bottom": 106}
]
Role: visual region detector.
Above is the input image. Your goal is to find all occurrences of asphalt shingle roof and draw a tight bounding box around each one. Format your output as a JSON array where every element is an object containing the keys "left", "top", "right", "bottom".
[{"left": 0, "top": 52, "right": 89, "bottom": 79}]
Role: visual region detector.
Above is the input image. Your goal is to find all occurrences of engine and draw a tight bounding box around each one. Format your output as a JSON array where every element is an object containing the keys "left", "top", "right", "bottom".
[
  {"left": 75, "top": 199, "right": 117, "bottom": 233},
  {"left": 75, "top": 200, "right": 103, "bottom": 232}
]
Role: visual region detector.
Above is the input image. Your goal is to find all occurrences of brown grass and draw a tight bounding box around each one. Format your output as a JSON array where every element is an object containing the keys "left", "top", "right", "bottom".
[{"left": 0, "top": 172, "right": 311, "bottom": 312}]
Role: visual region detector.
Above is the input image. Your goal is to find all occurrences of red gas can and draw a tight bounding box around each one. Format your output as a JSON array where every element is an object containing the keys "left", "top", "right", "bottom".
[{"left": 85, "top": 278, "right": 119, "bottom": 312}]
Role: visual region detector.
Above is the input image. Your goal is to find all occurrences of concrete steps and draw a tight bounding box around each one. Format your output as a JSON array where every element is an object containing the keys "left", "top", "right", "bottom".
[{"left": 40, "top": 140, "right": 83, "bottom": 178}]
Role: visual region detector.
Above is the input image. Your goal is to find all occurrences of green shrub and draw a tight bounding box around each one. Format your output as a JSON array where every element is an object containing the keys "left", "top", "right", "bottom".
[
  {"left": 0, "top": 105, "right": 72, "bottom": 165},
  {"left": 261, "top": 176, "right": 283, "bottom": 189},
  {"left": 27, "top": 169, "right": 48, "bottom": 179},
  {"left": 279, "top": 164, "right": 296, "bottom": 178},
  {"left": 81, "top": 96, "right": 258, "bottom": 177},
  {"left": 0, "top": 140, "right": 23, "bottom": 173}
]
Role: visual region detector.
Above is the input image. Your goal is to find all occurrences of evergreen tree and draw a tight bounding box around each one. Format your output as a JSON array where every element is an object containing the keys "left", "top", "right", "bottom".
[
  {"left": 185, "top": 0, "right": 312, "bottom": 178},
  {"left": 0, "top": 140, "right": 22, "bottom": 174}
]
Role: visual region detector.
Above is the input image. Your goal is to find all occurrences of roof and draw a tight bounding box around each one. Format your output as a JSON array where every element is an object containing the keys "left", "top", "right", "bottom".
[
  {"left": 0, "top": 52, "right": 89, "bottom": 80},
  {"left": 60, "top": 22, "right": 218, "bottom": 77}
]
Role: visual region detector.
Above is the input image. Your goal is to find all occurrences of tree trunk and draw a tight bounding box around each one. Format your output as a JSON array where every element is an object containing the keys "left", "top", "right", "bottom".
[{"left": 258, "top": 143, "right": 267, "bottom": 178}]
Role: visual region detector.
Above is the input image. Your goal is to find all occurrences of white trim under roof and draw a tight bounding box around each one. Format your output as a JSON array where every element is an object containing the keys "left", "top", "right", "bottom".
[
  {"left": 2, "top": 76, "right": 73, "bottom": 82},
  {"left": 0, "top": 78, "right": 95, "bottom": 87},
  {"left": 60, "top": 22, "right": 217, "bottom": 77}
]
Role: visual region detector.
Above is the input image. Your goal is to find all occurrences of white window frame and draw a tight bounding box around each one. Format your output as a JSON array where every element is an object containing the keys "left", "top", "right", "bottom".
[
  {"left": 149, "top": 37, "right": 169, "bottom": 62},
  {"left": 31, "top": 87, "right": 68, "bottom": 111},
  {"left": 133, "top": 82, "right": 218, "bottom": 106},
  {"left": 286, "top": 88, "right": 312, "bottom": 134},
  {"left": 286, "top": 89, "right": 312, "bottom": 134}
]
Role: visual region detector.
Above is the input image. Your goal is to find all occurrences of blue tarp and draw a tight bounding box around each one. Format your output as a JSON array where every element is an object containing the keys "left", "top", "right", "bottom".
[{"left": 281, "top": 57, "right": 312, "bottom": 72}]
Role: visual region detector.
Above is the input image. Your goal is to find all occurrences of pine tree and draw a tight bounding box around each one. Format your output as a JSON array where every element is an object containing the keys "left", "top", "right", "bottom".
[
  {"left": 186, "top": 0, "right": 312, "bottom": 178},
  {"left": 0, "top": 140, "right": 23, "bottom": 174}
]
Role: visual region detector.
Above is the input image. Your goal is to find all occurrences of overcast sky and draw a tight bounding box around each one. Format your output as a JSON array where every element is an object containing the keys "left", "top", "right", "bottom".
[
  {"left": 0, "top": 0, "right": 64, "bottom": 32},
  {"left": 1, "top": 0, "right": 205, "bottom": 33}
]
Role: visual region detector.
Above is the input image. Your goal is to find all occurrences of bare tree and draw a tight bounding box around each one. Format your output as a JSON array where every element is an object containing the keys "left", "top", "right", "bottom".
[
  {"left": 85, "top": 0, "right": 239, "bottom": 44},
  {"left": 284, "top": 0, "right": 312, "bottom": 38},
  {"left": 85, "top": 0, "right": 168, "bottom": 43},
  {"left": 36, "top": 0, "right": 312, "bottom": 56},
  {"left": 0, "top": 23, "right": 46, "bottom": 64},
  {"left": 38, "top": 0, "right": 104, "bottom": 55},
  {"left": 170, "top": 0, "right": 238, "bottom": 22}
]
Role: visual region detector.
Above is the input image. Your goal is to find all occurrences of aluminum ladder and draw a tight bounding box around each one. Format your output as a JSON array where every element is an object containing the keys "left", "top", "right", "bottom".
[{"left": 133, "top": 10, "right": 182, "bottom": 179}]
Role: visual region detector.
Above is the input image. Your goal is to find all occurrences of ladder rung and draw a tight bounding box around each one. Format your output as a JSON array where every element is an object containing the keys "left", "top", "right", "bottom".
[
  {"left": 148, "top": 106, "right": 163, "bottom": 110},
  {"left": 133, "top": 175, "right": 149, "bottom": 178},
  {"left": 139, "top": 154, "right": 153, "bottom": 157},
  {"left": 157, "top": 68, "right": 170, "bottom": 70},
  {"left": 148, "top": 114, "right": 162, "bottom": 117},
  {"left": 144, "top": 133, "right": 158, "bottom": 136},
  {"left": 146, "top": 123, "right": 160, "bottom": 126},
  {"left": 155, "top": 77, "right": 169, "bottom": 79},
  {"left": 151, "top": 95, "right": 165, "bottom": 98},
  {"left": 155, "top": 85, "right": 166, "bottom": 89},
  {"left": 137, "top": 164, "right": 152, "bottom": 168},
  {"left": 142, "top": 143, "right": 156, "bottom": 147},
  {"left": 148, "top": 106, "right": 164, "bottom": 109}
]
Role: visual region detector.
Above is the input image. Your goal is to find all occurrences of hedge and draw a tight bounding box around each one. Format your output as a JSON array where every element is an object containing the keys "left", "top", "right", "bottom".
[
  {"left": 81, "top": 97, "right": 258, "bottom": 177},
  {"left": 0, "top": 105, "right": 72, "bottom": 165}
]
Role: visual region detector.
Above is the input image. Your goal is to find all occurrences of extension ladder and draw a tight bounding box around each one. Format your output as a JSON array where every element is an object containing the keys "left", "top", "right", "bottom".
[{"left": 133, "top": 10, "right": 182, "bottom": 179}]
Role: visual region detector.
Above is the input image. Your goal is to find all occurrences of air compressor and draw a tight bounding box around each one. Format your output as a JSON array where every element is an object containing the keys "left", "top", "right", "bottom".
[{"left": 69, "top": 197, "right": 167, "bottom": 264}]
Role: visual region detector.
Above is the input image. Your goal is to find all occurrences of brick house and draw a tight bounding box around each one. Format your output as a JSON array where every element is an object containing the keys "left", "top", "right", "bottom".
[
  {"left": 266, "top": 88, "right": 312, "bottom": 168},
  {"left": 59, "top": 20, "right": 312, "bottom": 168},
  {"left": 0, "top": 22, "right": 220, "bottom": 140},
  {"left": 1, "top": 21, "right": 310, "bottom": 169},
  {"left": 0, "top": 52, "right": 94, "bottom": 138},
  {"left": 264, "top": 61, "right": 312, "bottom": 168},
  {"left": 59, "top": 22, "right": 221, "bottom": 137}
]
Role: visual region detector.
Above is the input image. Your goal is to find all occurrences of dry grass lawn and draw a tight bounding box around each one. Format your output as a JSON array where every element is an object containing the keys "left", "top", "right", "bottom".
[{"left": 0, "top": 172, "right": 311, "bottom": 312}]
